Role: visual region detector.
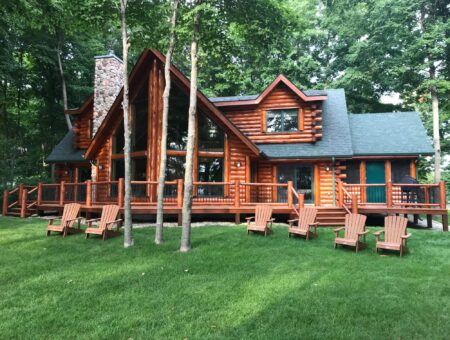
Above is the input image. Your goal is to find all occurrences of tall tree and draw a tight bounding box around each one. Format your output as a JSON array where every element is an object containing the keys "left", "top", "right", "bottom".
[
  {"left": 120, "top": 0, "right": 133, "bottom": 248},
  {"left": 155, "top": 0, "right": 179, "bottom": 245},
  {"left": 180, "top": 0, "right": 202, "bottom": 252},
  {"left": 56, "top": 30, "right": 72, "bottom": 131}
]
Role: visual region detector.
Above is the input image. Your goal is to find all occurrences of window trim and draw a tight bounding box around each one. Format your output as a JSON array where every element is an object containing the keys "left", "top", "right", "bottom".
[{"left": 263, "top": 107, "right": 303, "bottom": 133}]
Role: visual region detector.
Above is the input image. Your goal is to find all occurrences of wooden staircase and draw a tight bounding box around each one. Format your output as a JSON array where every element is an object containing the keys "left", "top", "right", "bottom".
[
  {"left": 316, "top": 206, "right": 346, "bottom": 226},
  {"left": 2, "top": 184, "right": 38, "bottom": 218}
]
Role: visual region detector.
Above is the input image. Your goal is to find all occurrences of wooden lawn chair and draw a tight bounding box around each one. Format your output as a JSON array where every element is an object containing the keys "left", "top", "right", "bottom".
[
  {"left": 288, "top": 207, "right": 318, "bottom": 240},
  {"left": 334, "top": 213, "right": 368, "bottom": 253},
  {"left": 85, "top": 205, "right": 122, "bottom": 241},
  {"left": 246, "top": 205, "right": 274, "bottom": 236},
  {"left": 46, "top": 203, "right": 82, "bottom": 237},
  {"left": 374, "top": 216, "right": 411, "bottom": 256}
]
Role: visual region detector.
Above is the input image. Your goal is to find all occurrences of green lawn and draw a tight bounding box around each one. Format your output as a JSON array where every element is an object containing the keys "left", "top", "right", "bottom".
[{"left": 1, "top": 217, "right": 450, "bottom": 339}]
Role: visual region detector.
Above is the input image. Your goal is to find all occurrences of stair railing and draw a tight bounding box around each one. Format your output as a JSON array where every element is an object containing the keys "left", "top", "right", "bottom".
[{"left": 290, "top": 186, "right": 305, "bottom": 217}]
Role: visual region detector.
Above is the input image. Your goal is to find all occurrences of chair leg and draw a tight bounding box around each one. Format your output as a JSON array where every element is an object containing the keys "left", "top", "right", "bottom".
[
  {"left": 86, "top": 233, "right": 89, "bottom": 240},
  {"left": 103, "top": 231, "right": 107, "bottom": 241},
  {"left": 356, "top": 243, "right": 359, "bottom": 254},
  {"left": 288, "top": 232, "right": 290, "bottom": 238},
  {"left": 334, "top": 242, "right": 337, "bottom": 249},
  {"left": 47, "top": 230, "right": 50, "bottom": 236},
  {"left": 400, "top": 246, "right": 403, "bottom": 257}
]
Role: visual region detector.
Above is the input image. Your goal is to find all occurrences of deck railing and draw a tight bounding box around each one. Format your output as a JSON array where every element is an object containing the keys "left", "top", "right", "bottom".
[{"left": 340, "top": 181, "right": 446, "bottom": 210}]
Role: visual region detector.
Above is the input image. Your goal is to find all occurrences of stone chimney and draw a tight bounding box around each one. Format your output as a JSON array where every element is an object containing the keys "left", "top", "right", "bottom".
[{"left": 92, "top": 51, "right": 123, "bottom": 136}]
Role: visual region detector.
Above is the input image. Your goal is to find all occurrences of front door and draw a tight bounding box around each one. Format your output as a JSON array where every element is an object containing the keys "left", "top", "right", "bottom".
[
  {"left": 366, "top": 161, "right": 385, "bottom": 203},
  {"left": 277, "top": 165, "right": 314, "bottom": 204}
]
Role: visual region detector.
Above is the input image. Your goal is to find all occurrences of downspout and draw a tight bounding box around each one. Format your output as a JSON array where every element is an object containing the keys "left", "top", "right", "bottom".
[{"left": 332, "top": 157, "right": 336, "bottom": 206}]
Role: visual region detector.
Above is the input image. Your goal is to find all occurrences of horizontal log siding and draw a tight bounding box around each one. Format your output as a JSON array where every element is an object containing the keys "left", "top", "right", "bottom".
[
  {"left": 221, "top": 83, "right": 322, "bottom": 144},
  {"left": 73, "top": 110, "right": 92, "bottom": 149}
]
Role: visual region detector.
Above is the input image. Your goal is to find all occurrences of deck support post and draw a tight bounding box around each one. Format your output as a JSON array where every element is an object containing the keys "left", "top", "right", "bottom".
[
  {"left": 18, "top": 183, "right": 24, "bottom": 207},
  {"left": 37, "top": 183, "right": 42, "bottom": 206},
  {"left": 386, "top": 181, "right": 393, "bottom": 208},
  {"left": 235, "top": 213, "right": 240, "bottom": 224},
  {"left": 413, "top": 214, "right": 419, "bottom": 224},
  {"left": 351, "top": 194, "right": 358, "bottom": 214},
  {"left": 86, "top": 180, "right": 92, "bottom": 207},
  {"left": 439, "top": 181, "right": 446, "bottom": 210},
  {"left": 234, "top": 180, "right": 240, "bottom": 207},
  {"left": 442, "top": 214, "right": 448, "bottom": 232},
  {"left": 299, "top": 193, "right": 305, "bottom": 208},
  {"left": 2, "top": 190, "right": 8, "bottom": 216},
  {"left": 59, "top": 181, "right": 65, "bottom": 206},
  {"left": 177, "top": 212, "right": 182, "bottom": 226},
  {"left": 177, "top": 179, "right": 183, "bottom": 208},
  {"left": 427, "top": 215, "right": 433, "bottom": 228},
  {"left": 118, "top": 178, "right": 124, "bottom": 207},
  {"left": 20, "top": 189, "right": 27, "bottom": 218},
  {"left": 287, "top": 181, "right": 293, "bottom": 208}
]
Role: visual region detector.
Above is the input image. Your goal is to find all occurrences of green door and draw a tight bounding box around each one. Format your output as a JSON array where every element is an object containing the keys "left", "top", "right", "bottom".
[{"left": 366, "top": 162, "right": 386, "bottom": 203}]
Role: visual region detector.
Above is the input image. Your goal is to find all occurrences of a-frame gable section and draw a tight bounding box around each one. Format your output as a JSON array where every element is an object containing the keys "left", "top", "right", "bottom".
[
  {"left": 213, "top": 74, "right": 327, "bottom": 108},
  {"left": 85, "top": 49, "right": 260, "bottom": 159}
]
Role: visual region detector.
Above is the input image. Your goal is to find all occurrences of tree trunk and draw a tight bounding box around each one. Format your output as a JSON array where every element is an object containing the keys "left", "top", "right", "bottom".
[
  {"left": 155, "top": 0, "right": 179, "bottom": 245},
  {"left": 56, "top": 36, "right": 72, "bottom": 131},
  {"left": 180, "top": 1, "right": 202, "bottom": 252},
  {"left": 120, "top": 0, "right": 133, "bottom": 248},
  {"left": 431, "top": 86, "right": 441, "bottom": 182}
]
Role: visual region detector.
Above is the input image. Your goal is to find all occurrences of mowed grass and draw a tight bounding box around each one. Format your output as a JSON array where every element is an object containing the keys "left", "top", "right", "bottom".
[{"left": 1, "top": 217, "right": 450, "bottom": 339}]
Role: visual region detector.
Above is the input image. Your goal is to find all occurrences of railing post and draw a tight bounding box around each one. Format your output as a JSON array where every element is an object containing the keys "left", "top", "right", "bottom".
[
  {"left": 351, "top": 194, "right": 358, "bottom": 214},
  {"left": 287, "top": 181, "right": 293, "bottom": 208},
  {"left": 18, "top": 183, "right": 24, "bottom": 206},
  {"left": 118, "top": 178, "right": 124, "bottom": 207},
  {"left": 37, "top": 183, "right": 42, "bottom": 206},
  {"left": 439, "top": 181, "right": 446, "bottom": 210},
  {"left": 234, "top": 180, "right": 240, "bottom": 207},
  {"left": 2, "top": 190, "right": 8, "bottom": 216},
  {"left": 177, "top": 179, "right": 184, "bottom": 208},
  {"left": 86, "top": 180, "right": 92, "bottom": 207},
  {"left": 386, "top": 181, "right": 393, "bottom": 208},
  {"left": 424, "top": 186, "right": 430, "bottom": 205},
  {"left": 20, "top": 189, "right": 28, "bottom": 218},
  {"left": 59, "top": 181, "right": 65, "bottom": 206},
  {"left": 299, "top": 193, "right": 305, "bottom": 208},
  {"left": 338, "top": 181, "right": 344, "bottom": 207}
]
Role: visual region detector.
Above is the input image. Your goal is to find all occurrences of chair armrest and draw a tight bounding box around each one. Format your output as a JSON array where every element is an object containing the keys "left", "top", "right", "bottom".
[
  {"left": 287, "top": 219, "right": 298, "bottom": 223},
  {"left": 401, "top": 233, "right": 412, "bottom": 239},
  {"left": 267, "top": 218, "right": 275, "bottom": 222},
  {"left": 105, "top": 219, "right": 123, "bottom": 230},
  {"left": 85, "top": 218, "right": 101, "bottom": 223},
  {"left": 358, "top": 230, "right": 370, "bottom": 235},
  {"left": 373, "top": 230, "right": 385, "bottom": 237},
  {"left": 245, "top": 217, "right": 255, "bottom": 221},
  {"left": 310, "top": 222, "right": 319, "bottom": 226},
  {"left": 333, "top": 227, "right": 345, "bottom": 232}
]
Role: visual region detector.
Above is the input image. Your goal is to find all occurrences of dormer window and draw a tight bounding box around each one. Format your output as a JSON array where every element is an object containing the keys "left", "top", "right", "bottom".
[{"left": 266, "top": 108, "right": 300, "bottom": 133}]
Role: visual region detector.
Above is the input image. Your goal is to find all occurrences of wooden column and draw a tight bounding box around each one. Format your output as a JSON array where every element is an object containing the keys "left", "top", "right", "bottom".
[
  {"left": 385, "top": 160, "right": 391, "bottom": 182},
  {"left": 427, "top": 215, "right": 433, "bottom": 228},
  {"left": 410, "top": 160, "right": 417, "bottom": 179},
  {"left": 234, "top": 180, "right": 240, "bottom": 207},
  {"left": 2, "top": 190, "right": 8, "bottom": 216},
  {"left": 442, "top": 214, "right": 448, "bottom": 232},
  {"left": 314, "top": 164, "right": 320, "bottom": 206},
  {"left": 20, "top": 189, "right": 27, "bottom": 218},
  {"left": 360, "top": 161, "right": 366, "bottom": 204},
  {"left": 338, "top": 181, "right": 344, "bottom": 207},
  {"left": 37, "top": 183, "right": 42, "bottom": 206},
  {"left": 272, "top": 165, "right": 277, "bottom": 202},
  {"left": 18, "top": 183, "right": 24, "bottom": 207},
  {"left": 177, "top": 179, "right": 183, "bottom": 208},
  {"left": 86, "top": 180, "right": 92, "bottom": 207},
  {"left": 299, "top": 193, "right": 305, "bottom": 208},
  {"left": 386, "top": 181, "right": 393, "bottom": 208},
  {"left": 439, "top": 181, "right": 446, "bottom": 210},
  {"left": 351, "top": 194, "right": 358, "bottom": 214},
  {"left": 287, "top": 181, "right": 293, "bottom": 208},
  {"left": 118, "top": 178, "right": 124, "bottom": 207},
  {"left": 59, "top": 181, "right": 65, "bottom": 206}
]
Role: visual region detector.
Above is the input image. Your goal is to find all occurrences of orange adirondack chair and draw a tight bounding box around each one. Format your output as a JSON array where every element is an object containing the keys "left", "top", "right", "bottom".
[
  {"left": 374, "top": 215, "right": 411, "bottom": 256},
  {"left": 288, "top": 207, "right": 318, "bottom": 240},
  {"left": 334, "top": 213, "right": 368, "bottom": 253},
  {"left": 246, "top": 205, "right": 274, "bottom": 236},
  {"left": 46, "top": 203, "right": 82, "bottom": 237},
  {"left": 85, "top": 205, "right": 122, "bottom": 241}
]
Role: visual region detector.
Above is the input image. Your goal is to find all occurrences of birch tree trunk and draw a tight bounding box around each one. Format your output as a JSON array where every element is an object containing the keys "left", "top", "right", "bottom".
[
  {"left": 56, "top": 36, "right": 72, "bottom": 131},
  {"left": 180, "top": 0, "right": 202, "bottom": 252},
  {"left": 431, "top": 86, "right": 441, "bottom": 183},
  {"left": 120, "top": 0, "right": 133, "bottom": 247},
  {"left": 155, "top": 0, "right": 179, "bottom": 245}
]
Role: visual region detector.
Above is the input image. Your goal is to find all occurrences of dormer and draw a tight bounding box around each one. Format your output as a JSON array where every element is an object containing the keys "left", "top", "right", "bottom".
[{"left": 212, "top": 75, "right": 327, "bottom": 144}]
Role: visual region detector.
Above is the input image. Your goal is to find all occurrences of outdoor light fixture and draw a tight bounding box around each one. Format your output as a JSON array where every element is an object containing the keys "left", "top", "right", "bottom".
[
  {"left": 326, "top": 166, "right": 330, "bottom": 171},
  {"left": 236, "top": 161, "right": 241, "bottom": 168},
  {"left": 98, "top": 164, "right": 104, "bottom": 171}
]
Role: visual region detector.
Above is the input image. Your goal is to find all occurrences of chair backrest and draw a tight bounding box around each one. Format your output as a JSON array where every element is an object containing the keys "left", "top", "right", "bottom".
[
  {"left": 384, "top": 216, "right": 408, "bottom": 243},
  {"left": 344, "top": 213, "right": 367, "bottom": 240},
  {"left": 61, "top": 203, "right": 81, "bottom": 228},
  {"left": 297, "top": 208, "right": 318, "bottom": 230},
  {"left": 255, "top": 205, "right": 273, "bottom": 227},
  {"left": 98, "top": 205, "right": 120, "bottom": 231}
]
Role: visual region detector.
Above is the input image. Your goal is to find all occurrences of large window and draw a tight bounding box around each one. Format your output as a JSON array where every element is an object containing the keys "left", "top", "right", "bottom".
[
  {"left": 198, "top": 114, "right": 224, "bottom": 151},
  {"left": 345, "top": 161, "right": 360, "bottom": 184},
  {"left": 198, "top": 157, "right": 223, "bottom": 182},
  {"left": 165, "top": 156, "right": 186, "bottom": 181},
  {"left": 168, "top": 85, "right": 189, "bottom": 150},
  {"left": 132, "top": 82, "right": 148, "bottom": 151},
  {"left": 266, "top": 108, "right": 299, "bottom": 133},
  {"left": 391, "top": 160, "right": 411, "bottom": 183}
]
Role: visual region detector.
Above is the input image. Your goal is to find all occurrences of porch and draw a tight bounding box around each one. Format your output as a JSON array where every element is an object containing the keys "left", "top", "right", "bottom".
[{"left": 2, "top": 179, "right": 448, "bottom": 230}]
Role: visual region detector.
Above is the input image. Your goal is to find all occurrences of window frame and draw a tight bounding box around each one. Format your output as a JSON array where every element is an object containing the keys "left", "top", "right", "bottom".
[{"left": 263, "top": 107, "right": 303, "bottom": 133}]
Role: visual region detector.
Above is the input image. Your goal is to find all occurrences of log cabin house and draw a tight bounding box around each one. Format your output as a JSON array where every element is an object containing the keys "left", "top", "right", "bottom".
[{"left": 3, "top": 49, "right": 447, "bottom": 230}]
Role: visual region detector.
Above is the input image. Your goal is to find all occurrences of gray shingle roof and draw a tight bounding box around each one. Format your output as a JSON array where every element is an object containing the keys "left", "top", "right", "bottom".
[
  {"left": 349, "top": 112, "right": 434, "bottom": 156},
  {"left": 47, "top": 131, "right": 87, "bottom": 163},
  {"left": 258, "top": 89, "right": 354, "bottom": 159},
  {"left": 208, "top": 90, "right": 327, "bottom": 103}
]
